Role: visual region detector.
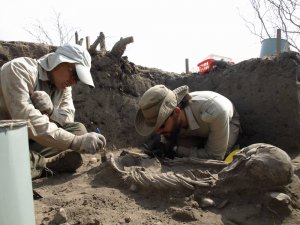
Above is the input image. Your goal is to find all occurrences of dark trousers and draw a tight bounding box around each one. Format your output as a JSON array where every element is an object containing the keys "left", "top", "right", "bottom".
[
  {"left": 29, "top": 122, "right": 87, "bottom": 179},
  {"left": 29, "top": 122, "right": 87, "bottom": 157}
]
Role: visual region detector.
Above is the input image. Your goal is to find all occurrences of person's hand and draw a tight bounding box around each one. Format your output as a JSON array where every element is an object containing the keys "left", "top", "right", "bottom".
[
  {"left": 71, "top": 132, "right": 106, "bottom": 154},
  {"left": 31, "top": 91, "right": 53, "bottom": 115}
]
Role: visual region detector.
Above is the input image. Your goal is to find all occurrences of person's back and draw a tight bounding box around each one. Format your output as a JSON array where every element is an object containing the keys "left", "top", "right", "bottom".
[
  {"left": 0, "top": 57, "right": 38, "bottom": 120},
  {"left": 135, "top": 85, "right": 241, "bottom": 160},
  {"left": 176, "top": 90, "right": 239, "bottom": 160}
]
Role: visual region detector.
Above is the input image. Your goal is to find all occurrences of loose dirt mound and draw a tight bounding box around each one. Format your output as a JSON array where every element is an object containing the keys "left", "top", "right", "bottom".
[
  {"left": 73, "top": 50, "right": 300, "bottom": 152},
  {"left": 1, "top": 41, "right": 300, "bottom": 225},
  {"left": 1, "top": 41, "right": 300, "bottom": 151}
]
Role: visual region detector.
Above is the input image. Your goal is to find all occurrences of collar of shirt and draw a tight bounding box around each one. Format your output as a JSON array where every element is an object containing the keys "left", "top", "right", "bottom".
[
  {"left": 184, "top": 105, "right": 200, "bottom": 130},
  {"left": 37, "top": 64, "right": 56, "bottom": 92},
  {"left": 38, "top": 64, "right": 50, "bottom": 82}
]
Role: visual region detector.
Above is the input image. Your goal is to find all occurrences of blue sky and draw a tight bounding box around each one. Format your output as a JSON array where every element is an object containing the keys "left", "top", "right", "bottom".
[{"left": 1, "top": 0, "right": 263, "bottom": 73}]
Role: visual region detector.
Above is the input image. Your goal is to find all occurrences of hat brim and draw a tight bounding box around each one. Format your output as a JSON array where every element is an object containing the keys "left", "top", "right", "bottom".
[
  {"left": 173, "top": 85, "right": 189, "bottom": 104},
  {"left": 135, "top": 109, "right": 155, "bottom": 136},
  {"left": 155, "top": 85, "right": 189, "bottom": 129},
  {"left": 39, "top": 53, "right": 79, "bottom": 71},
  {"left": 53, "top": 53, "right": 95, "bottom": 88},
  {"left": 57, "top": 54, "right": 78, "bottom": 64},
  {"left": 135, "top": 85, "right": 189, "bottom": 136},
  {"left": 75, "top": 64, "right": 95, "bottom": 88}
]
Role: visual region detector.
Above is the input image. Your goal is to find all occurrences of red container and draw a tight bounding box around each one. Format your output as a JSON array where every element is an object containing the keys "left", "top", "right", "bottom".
[{"left": 197, "top": 58, "right": 215, "bottom": 74}]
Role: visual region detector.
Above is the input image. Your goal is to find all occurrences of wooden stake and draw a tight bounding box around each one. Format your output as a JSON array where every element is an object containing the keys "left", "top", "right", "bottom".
[
  {"left": 185, "top": 58, "right": 189, "bottom": 74},
  {"left": 99, "top": 32, "right": 106, "bottom": 53},
  {"left": 75, "top": 32, "right": 79, "bottom": 44},
  {"left": 89, "top": 32, "right": 106, "bottom": 55},
  {"left": 78, "top": 38, "right": 83, "bottom": 46},
  {"left": 86, "top": 36, "right": 90, "bottom": 50},
  {"left": 276, "top": 29, "right": 281, "bottom": 56}
]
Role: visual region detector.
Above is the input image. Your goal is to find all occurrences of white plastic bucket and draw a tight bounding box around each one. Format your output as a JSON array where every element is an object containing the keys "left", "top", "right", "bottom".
[
  {"left": 260, "top": 38, "right": 290, "bottom": 57},
  {"left": 0, "top": 120, "right": 36, "bottom": 225}
]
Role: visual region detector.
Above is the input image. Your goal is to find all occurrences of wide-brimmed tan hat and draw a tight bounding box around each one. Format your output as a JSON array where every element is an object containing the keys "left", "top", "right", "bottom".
[{"left": 135, "top": 85, "right": 189, "bottom": 136}]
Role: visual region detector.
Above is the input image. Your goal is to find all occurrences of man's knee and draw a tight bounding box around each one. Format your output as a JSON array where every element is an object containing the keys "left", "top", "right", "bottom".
[
  {"left": 46, "top": 150, "right": 83, "bottom": 173},
  {"left": 74, "top": 122, "right": 87, "bottom": 135},
  {"left": 63, "top": 122, "right": 87, "bottom": 135}
]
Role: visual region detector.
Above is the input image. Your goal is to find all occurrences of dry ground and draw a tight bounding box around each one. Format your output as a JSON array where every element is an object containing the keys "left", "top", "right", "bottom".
[{"left": 33, "top": 150, "right": 300, "bottom": 225}]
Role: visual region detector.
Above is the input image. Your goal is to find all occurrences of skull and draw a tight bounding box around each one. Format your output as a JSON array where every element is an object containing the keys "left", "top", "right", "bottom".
[{"left": 215, "top": 143, "right": 294, "bottom": 193}]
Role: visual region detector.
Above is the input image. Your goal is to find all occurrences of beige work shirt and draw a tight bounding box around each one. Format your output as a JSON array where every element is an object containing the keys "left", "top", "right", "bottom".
[
  {"left": 0, "top": 57, "right": 75, "bottom": 150},
  {"left": 177, "top": 91, "right": 240, "bottom": 160}
]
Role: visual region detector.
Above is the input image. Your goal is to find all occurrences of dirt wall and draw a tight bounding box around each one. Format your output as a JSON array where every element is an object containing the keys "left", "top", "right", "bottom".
[
  {"left": 74, "top": 50, "right": 300, "bottom": 152},
  {"left": 1, "top": 41, "right": 300, "bottom": 152},
  {"left": 166, "top": 52, "right": 300, "bottom": 152}
]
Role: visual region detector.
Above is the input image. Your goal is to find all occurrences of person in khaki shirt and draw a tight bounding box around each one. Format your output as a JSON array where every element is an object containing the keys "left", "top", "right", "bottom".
[
  {"left": 0, "top": 43, "right": 106, "bottom": 178},
  {"left": 135, "top": 85, "right": 240, "bottom": 160}
]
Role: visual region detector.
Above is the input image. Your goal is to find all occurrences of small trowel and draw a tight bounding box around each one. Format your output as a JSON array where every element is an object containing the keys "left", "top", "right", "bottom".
[
  {"left": 97, "top": 128, "right": 107, "bottom": 162},
  {"left": 100, "top": 147, "right": 107, "bottom": 162}
]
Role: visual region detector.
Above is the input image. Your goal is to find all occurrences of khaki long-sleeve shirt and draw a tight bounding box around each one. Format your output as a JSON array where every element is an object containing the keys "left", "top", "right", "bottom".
[
  {"left": 176, "top": 91, "right": 240, "bottom": 160},
  {"left": 0, "top": 57, "right": 75, "bottom": 150}
]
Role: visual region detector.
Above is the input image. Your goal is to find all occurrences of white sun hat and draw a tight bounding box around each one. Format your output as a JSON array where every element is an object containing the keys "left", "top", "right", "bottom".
[{"left": 38, "top": 43, "right": 95, "bottom": 88}]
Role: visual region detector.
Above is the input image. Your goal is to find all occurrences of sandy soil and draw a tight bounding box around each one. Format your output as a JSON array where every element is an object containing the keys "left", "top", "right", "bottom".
[{"left": 33, "top": 151, "right": 300, "bottom": 225}]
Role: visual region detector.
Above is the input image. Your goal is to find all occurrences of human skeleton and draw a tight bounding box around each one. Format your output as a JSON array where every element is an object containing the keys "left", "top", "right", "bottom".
[{"left": 108, "top": 143, "right": 294, "bottom": 193}]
